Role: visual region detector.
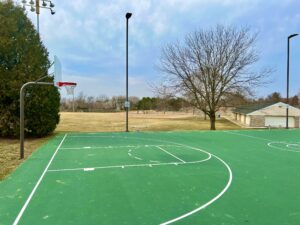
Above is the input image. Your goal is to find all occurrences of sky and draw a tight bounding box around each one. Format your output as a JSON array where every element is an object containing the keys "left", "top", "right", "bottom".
[{"left": 18, "top": 0, "right": 300, "bottom": 99}]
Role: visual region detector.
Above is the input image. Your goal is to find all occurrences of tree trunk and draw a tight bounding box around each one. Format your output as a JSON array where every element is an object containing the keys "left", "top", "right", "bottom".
[{"left": 209, "top": 113, "right": 216, "bottom": 130}]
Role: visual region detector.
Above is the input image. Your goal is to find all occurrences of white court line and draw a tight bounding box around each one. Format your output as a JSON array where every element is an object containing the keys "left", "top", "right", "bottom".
[
  {"left": 67, "top": 135, "right": 117, "bottom": 138},
  {"left": 268, "top": 142, "right": 300, "bottom": 153},
  {"left": 224, "top": 131, "right": 272, "bottom": 142},
  {"left": 227, "top": 131, "right": 300, "bottom": 154},
  {"left": 47, "top": 156, "right": 212, "bottom": 173},
  {"left": 52, "top": 134, "right": 231, "bottom": 224},
  {"left": 84, "top": 168, "right": 95, "bottom": 171},
  {"left": 286, "top": 143, "right": 300, "bottom": 150},
  {"left": 156, "top": 146, "right": 186, "bottom": 163},
  {"left": 160, "top": 146, "right": 229, "bottom": 225},
  {"left": 12, "top": 134, "right": 67, "bottom": 225},
  {"left": 60, "top": 144, "right": 179, "bottom": 150}
]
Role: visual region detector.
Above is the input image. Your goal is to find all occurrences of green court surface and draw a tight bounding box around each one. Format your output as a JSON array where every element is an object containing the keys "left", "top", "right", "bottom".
[{"left": 1, "top": 129, "right": 300, "bottom": 225}]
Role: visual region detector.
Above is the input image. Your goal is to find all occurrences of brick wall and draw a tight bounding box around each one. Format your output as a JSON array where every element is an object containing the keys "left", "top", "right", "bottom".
[
  {"left": 250, "top": 116, "right": 265, "bottom": 127},
  {"left": 295, "top": 117, "right": 300, "bottom": 128}
]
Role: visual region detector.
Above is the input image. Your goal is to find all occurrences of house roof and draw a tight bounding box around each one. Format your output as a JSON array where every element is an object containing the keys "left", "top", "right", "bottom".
[{"left": 233, "top": 102, "right": 276, "bottom": 115}]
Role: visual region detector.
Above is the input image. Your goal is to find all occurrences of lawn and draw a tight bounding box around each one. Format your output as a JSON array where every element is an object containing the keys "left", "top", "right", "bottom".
[
  {"left": 56, "top": 111, "right": 240, "bottom": 132},
  {"left": 0, "top": 136, "right": 53, "bottom": 180}
]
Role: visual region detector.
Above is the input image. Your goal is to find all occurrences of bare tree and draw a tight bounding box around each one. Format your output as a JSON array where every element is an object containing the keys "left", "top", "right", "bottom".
[
  {"left": 160, "top": 25, "right": 270, "bottom": 130},
  {"left": 153, "top": 85, "right": 174, "bottom": 113}
]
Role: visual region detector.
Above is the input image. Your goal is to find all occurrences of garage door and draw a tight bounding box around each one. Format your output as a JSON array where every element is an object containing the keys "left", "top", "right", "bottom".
[{"left": 265, "top": 116, "right": 295, "bottom": 127}]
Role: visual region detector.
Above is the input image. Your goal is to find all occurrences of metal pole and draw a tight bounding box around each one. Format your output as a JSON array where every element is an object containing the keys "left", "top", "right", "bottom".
[
  {"left": 37, "top": 13, "right": 39, "bottom": 33},
  {"left": 286, "top": 34, "right": 299, "bottom": 129},
  {"left": 72, "top": 91, "right": 75, "bottom": 112},
  {"left": 125, "top": 13, "right": 132, "bottom": 132},
  {"left": 286, "top": 37, "right": 289, "bottom": 129},
  {"left": 126, "top": 18, "right": 129, "bottom": 132},
  {"left": 20, "top": 81, "right": 53, "bottom": 159},
  {"left": 20, "top": 86, "right": 25, "bottom": 159},
  {"left": 36, "top": 0, "right": 40, "bottom": 33}
]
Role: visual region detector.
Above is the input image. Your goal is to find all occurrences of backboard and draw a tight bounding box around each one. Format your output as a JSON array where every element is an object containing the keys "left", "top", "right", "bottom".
[{"left": 53, "top": 55, "right": 62, "bottom": 86}]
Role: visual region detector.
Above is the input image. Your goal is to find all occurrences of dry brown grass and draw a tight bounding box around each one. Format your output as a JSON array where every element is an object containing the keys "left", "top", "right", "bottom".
[
  {"left": 0, "top": 111, "right": 239, "bottom": 180},
  {"left": 56, "top": 111, "right": 240, "bottom": 132},
  {"left": 0, "top": 135, "right": 53, "bottom": 180}
]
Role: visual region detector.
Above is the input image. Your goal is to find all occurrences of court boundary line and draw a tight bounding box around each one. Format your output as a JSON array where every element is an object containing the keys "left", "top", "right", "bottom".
[
  {"left": 12, "top": 134, "right": 68, "bottom": 225},
  {"left": 226, "top": 131, "right": 300, "bottom": 154},
  {"left": 45, "top": 134, "right": 232, "bottom": 224},
  {"left": 47, "top": 156, "right": 211, "bottom": 173},
  {"left": 60, "top": 144, "right": 180, "bottom": 150},
  {"left": 287, "top": 143, "right": 300, "bottom": 150},
  {"left": 160, "top": 144, "right": 232, "bottom": 225},
  {"left": 268, "top": 142, "right": 300, "bottom": 153},
  {"left": 12, "top": 131, "right": 300, "bottom": 224},
  {"left": 224, "top": 131, "right": 273, "bottom": 142},
  {"left": 156, "top": 146, "right": 186, "bottom": 163}
]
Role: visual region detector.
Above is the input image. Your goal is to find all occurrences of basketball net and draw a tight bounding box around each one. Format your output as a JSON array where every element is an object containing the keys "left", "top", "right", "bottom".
[{"left": 64, "top": 85, "right": 76, "bottom": 95}]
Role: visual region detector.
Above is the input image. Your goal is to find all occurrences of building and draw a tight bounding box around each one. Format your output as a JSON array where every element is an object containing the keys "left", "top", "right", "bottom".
[{"left": 233, "top": 102, "right": 300, "bottom": 128}]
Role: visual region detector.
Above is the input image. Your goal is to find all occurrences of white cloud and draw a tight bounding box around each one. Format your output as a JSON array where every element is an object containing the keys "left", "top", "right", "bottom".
[
  {"left": 62, "top": 74, "right": 153, "bottom": 98},
  {"left": 15, "top": 0, "right": 300, "bottom": 98}
]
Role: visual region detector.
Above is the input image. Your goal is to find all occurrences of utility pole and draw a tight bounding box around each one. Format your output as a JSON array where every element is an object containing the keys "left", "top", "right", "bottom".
[
  {"left": 125, "top": 12, "right": 132, "bottom": 132},
  {"left": 22, "top": 0, "right": 55, "bottom": 34},
  {"left": 286, "top": 33, "right": 298, "bottom": 129}
]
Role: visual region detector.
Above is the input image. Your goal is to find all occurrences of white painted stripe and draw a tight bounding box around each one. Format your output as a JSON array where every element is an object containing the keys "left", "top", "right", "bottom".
[
  {"left": 134, "top": 156, "right": 142, "bottom": 160},
  {"left": 268, "top": 142, "right": 300, "bottom": 153},
  {"left": 286, "top": 143, "right": 300, "bottom": 150},
  {"left": 160, "top": 149, "right": 230, "bottom": 225},
  {"left": 49, "top": 134, "right": 229, "bottom": 224},
  {"left": 150, "top": 160, "right": 160, "bottom": 163},
  {"left": 12, "top": 134, "right": 67, "bottom": 225},
  {"left": 225, "top": 131, "right": 272, "bottom": 142},
  {"left": 156, "top": 146, "right": 186, "bottom": 163},
  {"left": 47, "top": 157, "right": 211, "bottom": 173},
  {"left": 60, "top": 144, "right": 179, "bottom": 150},
  {"left": 83, "top": 168, "right": 95, "bottom": 171}
]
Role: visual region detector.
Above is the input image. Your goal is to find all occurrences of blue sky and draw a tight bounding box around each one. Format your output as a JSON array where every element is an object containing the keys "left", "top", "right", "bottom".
[{"left": 20, "top": 0, "right": 300, "bottom": 99}]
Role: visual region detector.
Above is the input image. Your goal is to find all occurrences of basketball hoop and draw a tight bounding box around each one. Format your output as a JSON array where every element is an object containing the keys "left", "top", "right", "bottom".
[{"left": 57, "top": 82, "right": 77, "bottom": 95}]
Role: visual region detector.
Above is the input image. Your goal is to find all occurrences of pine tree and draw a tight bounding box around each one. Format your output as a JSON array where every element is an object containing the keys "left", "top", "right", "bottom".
[{"left": 0, "top": 1, "right": 60, "bottom": 137}]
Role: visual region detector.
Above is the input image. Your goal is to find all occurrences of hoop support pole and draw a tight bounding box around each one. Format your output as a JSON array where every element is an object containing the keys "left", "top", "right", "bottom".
[{"left": 20, "top": 81, "right": 53, "bottom": 159}]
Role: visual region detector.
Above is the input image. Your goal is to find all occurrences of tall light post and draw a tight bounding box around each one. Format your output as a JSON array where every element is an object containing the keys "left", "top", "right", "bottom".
[
  {"left": 125, "top": 12, "right": 132, "bottom": 132},
  {"left": 22, "top": 0, "right": 55, "bottom": 33},
  {"left": 286, "top": 33, "right": 298, "bottom": 129}
]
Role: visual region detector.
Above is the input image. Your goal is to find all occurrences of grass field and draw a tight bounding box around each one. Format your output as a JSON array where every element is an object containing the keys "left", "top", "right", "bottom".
[
  {"left": 0, "top": 136, "right": 53, "bottom": 180},
  {"left": 56, "top": 112, "right": 239, "bottom": 132},
  {"left": 0, "top": 129, "right": 299, "bottom": 225}
]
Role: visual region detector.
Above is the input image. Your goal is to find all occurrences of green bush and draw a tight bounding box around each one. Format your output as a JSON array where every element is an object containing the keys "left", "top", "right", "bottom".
[{"left": 0, "top": 1, "right": 60, "bottom": 137}]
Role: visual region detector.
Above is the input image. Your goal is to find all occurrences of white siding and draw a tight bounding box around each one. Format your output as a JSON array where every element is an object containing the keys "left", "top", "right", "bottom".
[
  {"left": 265, "top": 116, "right": 295, "bottom": 127},
  {"left": 241, "top": 115, "right": 245, "bottom": 124},
  {"left": 246, "top": 116, "right": 251, "bottom": 125}
]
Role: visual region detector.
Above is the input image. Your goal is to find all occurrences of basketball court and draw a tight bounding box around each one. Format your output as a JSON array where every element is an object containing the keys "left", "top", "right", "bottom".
[{"left": 1, "top": 129, "right": 300, "bottom": 225}]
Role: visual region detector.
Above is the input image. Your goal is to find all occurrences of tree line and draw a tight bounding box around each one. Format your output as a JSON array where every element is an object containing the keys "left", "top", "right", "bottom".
[
  {"left": 61, "top": 91, "right": 300, "bottom": 113},
  {"left": 60, "top": 93, "right": 190, "bottom": 113}
]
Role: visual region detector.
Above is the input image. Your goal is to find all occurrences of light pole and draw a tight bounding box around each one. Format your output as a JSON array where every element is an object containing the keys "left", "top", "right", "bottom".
[
  {"left": 286, "top": 33, "right": 298, "bottom": 129},
  {"left": 125, "top": 12, "right": 132, "bottom": 132},
  {"left": 22, "top": 0, "right": 55, "bottom": 33}
]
